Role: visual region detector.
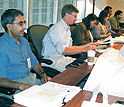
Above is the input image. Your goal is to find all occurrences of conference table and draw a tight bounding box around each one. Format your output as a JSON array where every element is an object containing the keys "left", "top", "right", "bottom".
[
  {"left": 12, "top": 62, "right": 94, "bottom": 107},
  {"left": 63, "top": 43, "right": 124, "bottom": 107},
  {"left": 50, "top": 62, "right": 94, "bottom": 86},
  {"left": 52, "top": 43, "right": 124, "bottom": 107},
  {"left": 12, "top": 43, "right": 124, "bottom": 107}
]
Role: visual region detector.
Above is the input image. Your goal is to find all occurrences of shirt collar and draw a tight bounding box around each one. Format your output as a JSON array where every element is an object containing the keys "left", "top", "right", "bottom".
[
  {"left": 3, "top": 32, "right": 22, "bottom": 45},
  {"left": 61, "top": 19, "right": 70, "bottom": 31}
]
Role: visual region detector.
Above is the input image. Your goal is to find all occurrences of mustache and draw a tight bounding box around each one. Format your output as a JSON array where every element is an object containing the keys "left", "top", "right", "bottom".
[{"left": 20, "top": 28, "right": 27, "bottom": 33}]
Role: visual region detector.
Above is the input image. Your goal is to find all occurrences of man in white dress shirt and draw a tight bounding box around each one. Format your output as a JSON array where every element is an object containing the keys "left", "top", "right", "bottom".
[{"left": 41, "top": 4, "right": 96, "bottom": 72}]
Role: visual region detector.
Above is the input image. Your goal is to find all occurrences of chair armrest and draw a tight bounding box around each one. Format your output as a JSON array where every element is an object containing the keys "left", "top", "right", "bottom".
[
  {"left": 0, "top": 87, "right": 16, "bottom": 95},
  {"left": 39, "top": 58, "right": 53, "bottom": 65}
]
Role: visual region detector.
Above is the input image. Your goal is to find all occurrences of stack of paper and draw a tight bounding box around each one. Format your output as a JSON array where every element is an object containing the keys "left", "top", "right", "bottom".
[
  {"left": 14, "top": 82, "right": 81, "bottom": 107},
  {"left": 98, "top": 35, "right": 113, "bottom": 45}
]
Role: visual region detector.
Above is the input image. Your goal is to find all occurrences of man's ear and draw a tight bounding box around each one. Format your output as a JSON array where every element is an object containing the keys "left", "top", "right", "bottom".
[
  {"left": 65, "top": 13, "right": 69, "bottom": 17},
  {"left": 6, "top": 24, "right": 12, "bottom": 31}
]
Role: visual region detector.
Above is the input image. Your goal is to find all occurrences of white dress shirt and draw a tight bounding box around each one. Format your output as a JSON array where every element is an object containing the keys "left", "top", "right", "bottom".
[{"left": 41, "top": 19, "right": 76, "bottom": 72}]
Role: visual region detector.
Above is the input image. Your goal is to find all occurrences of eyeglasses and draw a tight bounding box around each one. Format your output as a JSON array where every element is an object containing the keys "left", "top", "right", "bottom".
[
  {"left": 70, "top": 14, "right": 77, "bottom": 18},
  {"left": 12, "top": 21, "right": 26, "bottom": 26}
]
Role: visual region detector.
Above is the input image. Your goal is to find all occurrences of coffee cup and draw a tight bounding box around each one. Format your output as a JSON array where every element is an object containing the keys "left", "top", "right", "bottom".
[{"left": 87, "top": 50, "right": 96, "bottom": 65}]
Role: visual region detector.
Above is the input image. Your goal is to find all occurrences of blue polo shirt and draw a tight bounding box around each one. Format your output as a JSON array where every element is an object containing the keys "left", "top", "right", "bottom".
[{"left": 0, "top": 32, "right": 38, "bottom": 80}]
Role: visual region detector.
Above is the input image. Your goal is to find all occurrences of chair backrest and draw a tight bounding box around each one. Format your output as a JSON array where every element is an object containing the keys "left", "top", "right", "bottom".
[
  {"left": 0, "top": 32, "right": 4, "bottom": 37},
  {"left": 27, "top": 25, "right": 49, "bottom": 60},
  {"left": 70, "top": 23, "right": 77, "bottom": 32}
]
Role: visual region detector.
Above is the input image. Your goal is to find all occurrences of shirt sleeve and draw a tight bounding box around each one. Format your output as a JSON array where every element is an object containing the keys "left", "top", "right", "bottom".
[
  {"left": 0, "top": 46, "right": 7, "bottom": 78},
  {"left": 49, "top": 26, "right": 71, "bottom": 54},
  {"left": 92, "top": 24, "right": 102, "bottom": 39},
  {"left": 92, "top": 23, "right": 106, "bottom": 39}
]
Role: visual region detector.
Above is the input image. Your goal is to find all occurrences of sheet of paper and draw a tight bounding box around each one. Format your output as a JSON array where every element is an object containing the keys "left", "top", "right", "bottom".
[{"left": 114, "top": 36, "right": 124, "bottom": 43}]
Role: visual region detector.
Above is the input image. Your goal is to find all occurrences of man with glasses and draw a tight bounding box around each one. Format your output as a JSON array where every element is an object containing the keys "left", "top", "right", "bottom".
[
  {"left": 0, "top": 9, "right": 48, "bottom": 101},
  {"left": 41, "top": 4, "right": 96, "bottom": 73}
]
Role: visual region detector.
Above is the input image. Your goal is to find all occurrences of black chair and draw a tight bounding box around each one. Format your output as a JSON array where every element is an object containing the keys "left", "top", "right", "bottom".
[
  {"left": 0, "top": 87, "right": 15, "bottom": 106},
  {"left": 0, "top": 87, "right": 15, "bottom": 95},
  {"left": 0, "top": 32, "right": 15, "bottom": 106},
  {"left": 0, "top": 96, "right": 14, "bottom": 107},
  {"left": 70, "top": 23, "right": 77, "bottom": 32},
  {"left": 27, "top": 25, "right": 60, "bottom": 78},
  {"left": 0, "top": 32, "right": 4, "bottom": 37}
]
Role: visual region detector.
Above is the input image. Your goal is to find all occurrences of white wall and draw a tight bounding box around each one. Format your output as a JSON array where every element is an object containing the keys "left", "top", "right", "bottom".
[{"left": 85, "top": 0, "right": 106, "bottom": 17}]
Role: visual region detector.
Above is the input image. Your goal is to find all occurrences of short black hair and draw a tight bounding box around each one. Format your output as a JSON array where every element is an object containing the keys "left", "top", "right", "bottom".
[
  {"left": 114, "top": 10, "right": 123, "bottom": 17},
  {"left": 61, "top": 4, "right": 79, "bottom": 18},
  {"left": 1, "top": 9, "right": 24, "bottom": 32}
]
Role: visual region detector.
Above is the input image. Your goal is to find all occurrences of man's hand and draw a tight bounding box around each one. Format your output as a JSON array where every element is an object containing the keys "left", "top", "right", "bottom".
[
  {"left": 107, "top": 33, "right": 111, "bottom": 36},
  {"left": 32, "top": 63, "right": 48, "bottom": 84},
  {"left": 19, "top": 84, "right": 32, "bottom": 91},
  {"left": 84, "top": 43, "right": 96, "bottom": 51},
  {"left": 40, "top": 73, "right": 48, "bottom": 84}
]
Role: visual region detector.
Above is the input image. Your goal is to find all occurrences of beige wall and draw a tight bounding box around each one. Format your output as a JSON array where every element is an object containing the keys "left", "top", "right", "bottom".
[
  {"left": 94, "top": 0, "right": 124, "bottom": 22},
  {"left": 107, "top": 0, "right": 124, "bottom": 15},
  {"left": 107, "top": 0, "right": 124, "bottom": 22}
]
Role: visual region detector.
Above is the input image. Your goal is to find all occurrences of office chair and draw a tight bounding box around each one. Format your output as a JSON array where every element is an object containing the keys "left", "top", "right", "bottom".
[
  {"left": 0, "top": 32, "right": 15, "bottom": 106},
  {"left": 0, "top": 95, "right": 14, "bottom": 107},
  {"left": 27, "top": 25, "right": 60, "bottom": 78},
  {"left": 70, "top": 23, "right": 77, "bottom": 32},
  {"left": 0, "top": 32, "right": 4, "bottom": 37}
]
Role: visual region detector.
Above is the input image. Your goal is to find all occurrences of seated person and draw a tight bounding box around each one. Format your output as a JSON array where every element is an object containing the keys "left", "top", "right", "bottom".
[
  {"left": 70, "top": 14, "right": 98, "bottom": 63},
  {"left": 104, "top": 6, "right": 122, "bottom": 37},
  {"left": 71, "top": 13, "right": 98, "bottom": 45},
  {"left": 41, "top": 4, "right": 96, "bottom": 72},
  {"left": 92, "top": 10, "right": 111, "bottom": 40},
  {"left": 0, "top": 9, "right": 48, "bottom": 100},
  {"left": 110, "top": 10, "right": 124, "bottom": 33},
  {"left": 104, "top": 6, "right": 112, "bottom": 16}
]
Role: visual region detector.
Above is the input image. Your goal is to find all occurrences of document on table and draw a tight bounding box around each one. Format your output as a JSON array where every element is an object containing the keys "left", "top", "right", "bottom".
[
  {"left": 114, "top": 36, "right": 124, "bottom": 44},
  {"left": 97, "top": 36, "right": 124, "bottom": 45},
  {"left": 14, "top": 82, "right": 81, "bottom": 107}
]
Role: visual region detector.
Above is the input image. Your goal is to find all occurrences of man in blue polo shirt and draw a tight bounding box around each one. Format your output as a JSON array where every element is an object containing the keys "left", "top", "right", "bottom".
[{"left": 0, "top": 9, "right": 48, "bottom": 99}]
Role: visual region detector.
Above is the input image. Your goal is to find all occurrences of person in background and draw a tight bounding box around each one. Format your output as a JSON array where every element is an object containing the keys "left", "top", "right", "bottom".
[
  {"left": 110, "top": 10, "right": 124, "bottom": 33},
  {"left": 70, "top": 14, "right": 98, "bottom": 62},
  {"left": 71, "top": 13, "right": 98, "bottom": 45},
  {"left": 41, "top": 4, "right": 96, "bottom": 72},
  {"left": 0, "top": 9, "right": 48, "bottom": 100},
  {"left": 104, "top": 6, "right": 112, "bottom": 17},
  {"left": 92, "top": 10, "right": 111, "bottom": 40},
  {"left": 104, "top": 6, "right": 121, "bottom": 37}
]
